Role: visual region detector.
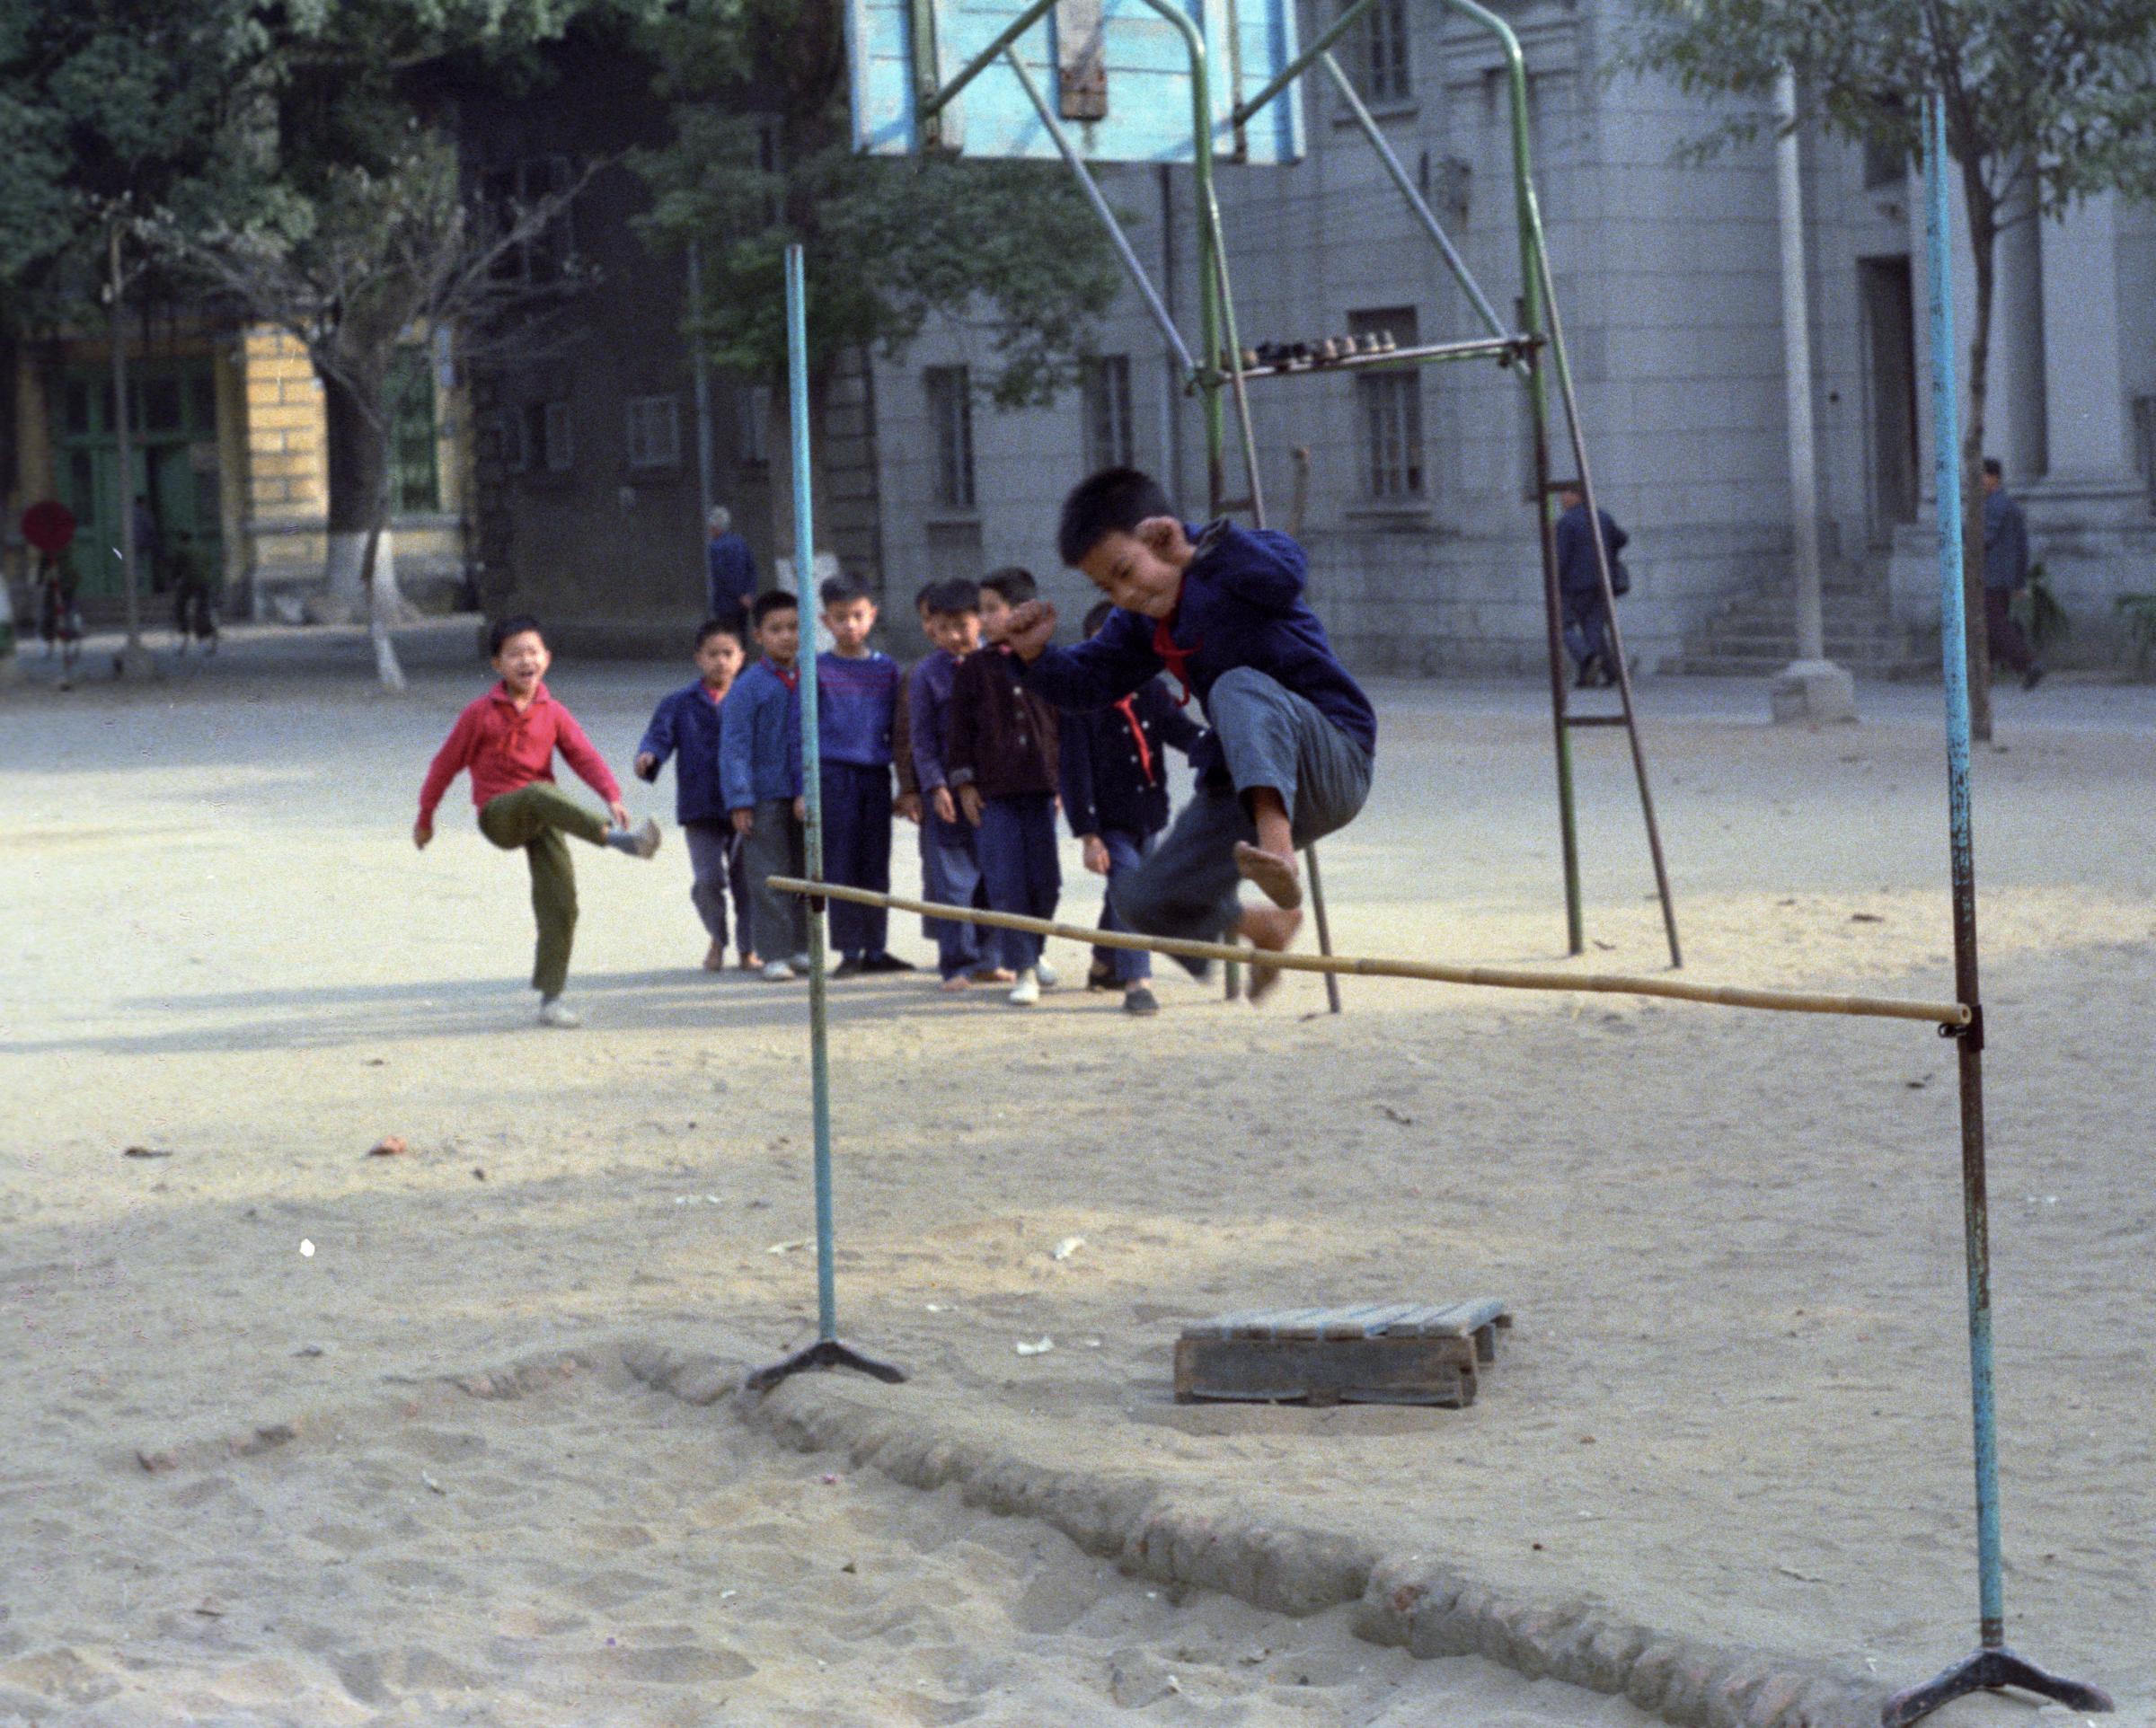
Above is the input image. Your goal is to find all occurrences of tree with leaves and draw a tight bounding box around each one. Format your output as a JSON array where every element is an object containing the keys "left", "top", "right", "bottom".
[
  {"left": 0, "top": 0, "right": 253, "bottom": 674},
  {"left": 1621, "top": 0, "right": 2156, "bottom": 738},
  {"left": 632, "top": 0, "right": 1123, "bottom": 550}
]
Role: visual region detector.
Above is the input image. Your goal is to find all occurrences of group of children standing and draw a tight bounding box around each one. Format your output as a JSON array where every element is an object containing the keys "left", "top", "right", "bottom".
[{"left": 416, "top": 465, "right": 1377, "bottom": 1027}]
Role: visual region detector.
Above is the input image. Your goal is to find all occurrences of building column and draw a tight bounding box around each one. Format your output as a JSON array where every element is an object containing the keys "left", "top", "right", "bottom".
[
  {"left": 1993, "top": 167, "right": 2046, "bottom": 482},
  {"left": 2037, "top": 193, "right": 2134, "bottom": 489}
]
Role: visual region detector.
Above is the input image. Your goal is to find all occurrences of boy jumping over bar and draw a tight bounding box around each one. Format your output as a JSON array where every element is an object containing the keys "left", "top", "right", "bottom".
[
  {"left": 1008, "top": 467, "right": 1375, "bottom": 999},
  {"left": 416, "top": 615, "right": 661, "bottom": 1028}
]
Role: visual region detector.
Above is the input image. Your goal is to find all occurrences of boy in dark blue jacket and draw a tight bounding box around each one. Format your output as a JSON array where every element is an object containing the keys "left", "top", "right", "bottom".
[
  {"left": 816, "top": 572, "right": 912, "bottom": 975},
  {"left": 721, "top": 591, "right": 808, "bottom": 981},
  {"left": 1010, "top": 466, "right": 1375, "bottom": 1001},
  {"left": 1059, "top": 601, "right": 1206, "bottom": 1016},
  {"left": 636, "top": 618, "right": 750, "bottom": 970}
]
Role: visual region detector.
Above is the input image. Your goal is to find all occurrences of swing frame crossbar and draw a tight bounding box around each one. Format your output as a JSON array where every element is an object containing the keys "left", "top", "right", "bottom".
[{"left": 904, "top": 0, "right": 1682, "bottom": 986}]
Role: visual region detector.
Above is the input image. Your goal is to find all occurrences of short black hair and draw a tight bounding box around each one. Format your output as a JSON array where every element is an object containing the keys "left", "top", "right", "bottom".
[
  {"left": 751, "top": 589, "right": 800, "bottom": 626},
  {"left": 914, "top": 580, "right": 939, "bottom": 615},
  {"left": 488, "top": 613, "right": 543, "bottom": 657},
  {"left": 1983, "top": 456, "right": 2003, "bottom": 479},
  {"left": 819, "top": 571, "right": 873, "bottom": 609},
  {"left": 695, "top": 617, "right": 743, "bottom": 650},
  {"left": 925, "top": 577, "right": 980, "bottom": 618},
  {"left": 1057, "top": 467, "right": 1176, "bottom": 567},
  {"left": 981, "top": 566, "right": 1038, "bottom": 606},
  {"left": 1555, "top": 478, "right": 1585, "bottom": 498},
  {"left": 1082, "top": 600, "right": 1116, "bottom": 638}
]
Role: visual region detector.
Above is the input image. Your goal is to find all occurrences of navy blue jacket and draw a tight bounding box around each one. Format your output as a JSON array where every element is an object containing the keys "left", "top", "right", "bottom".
[
  {"left": 705, "top": 533, "right": 758, "bottom": 620},
  {"left": 719, "top": 659, "right": 804, "bottom": 809},
  {"left": 637, "top": 679, "right": 730, "bottom": 824},
  {"left": 1021, "top": 520, "right": 1375, "bottom": 785},
  {"left": 1555, "top": 503, "right": 1628, "bottom": 597},
  {"left": 1058, "top": 676, "right": 1206, "bottom": 841}
]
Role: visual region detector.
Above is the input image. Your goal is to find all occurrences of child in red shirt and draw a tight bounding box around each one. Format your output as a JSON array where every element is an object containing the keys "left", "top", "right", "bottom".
[{"left": 415, "top": 615, "right": 661, "bottom": 1027}]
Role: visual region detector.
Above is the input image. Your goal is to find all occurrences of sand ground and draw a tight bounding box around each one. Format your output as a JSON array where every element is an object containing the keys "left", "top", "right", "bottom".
[{"left": 1, "top": 626, "right": 2151, "bottom": 1726}]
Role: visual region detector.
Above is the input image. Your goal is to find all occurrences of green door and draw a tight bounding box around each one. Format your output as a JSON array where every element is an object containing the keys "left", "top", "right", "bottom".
[{"left": 51, "top": 363, "right": 223, "bottom": 605}]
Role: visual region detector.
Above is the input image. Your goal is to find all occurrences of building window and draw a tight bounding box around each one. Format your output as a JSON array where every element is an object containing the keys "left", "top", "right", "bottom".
[
  {"left": 483, "top": 155, "right": 579, "bottom": 285},
  {"left": 523, "top": 400, "right": 572, "bottom": 474},
  {"left": 1082, "top": 356, "right": 1134, "bottom": 472},
  {"left": 924, "top": 366, "right": 976, "bottom": 511},
  {"left": 738, "top": 384, "right": 771, "bottom": 466},
  {"left": 1349, "top": 307, "right": 1422, "bottom": 498},
  {"left": 1344, "top": 0, "right": 1411, "bottom": 104},
  {"left": 388, "top": 348, "right": 441, "bottom": 513},
  {"left": 625, "top": 395, "right": 683, "bottom": 470}
]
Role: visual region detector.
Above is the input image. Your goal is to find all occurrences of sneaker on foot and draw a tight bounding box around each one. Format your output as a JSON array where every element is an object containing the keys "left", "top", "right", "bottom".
[
  {"left": 833, "top": 956, "right": 865, "bottom": 978},
  {"left": 536, "top": 997, "right": 580, "bottom": 1028},
  {"left": 702, "top": 941, "right": 726, "bottom": 972},
  {"left": 761, "top": 960, "right": 794, "bottom": 982},
  {"left": 1122, "top": 985, "right": 1160, "bottom": 1016},
  {"left": 861, "top": 951, "right": 916, "bottom": 974},
  {"left": 788, "top": 951, "right": 812, "bottom": 975},
  {"left": 1035, "top": 961, "right": 1058, "bottom": 990},
  {"left": 1008, "top": 968, "right": 1041, "bottom": 1006}
]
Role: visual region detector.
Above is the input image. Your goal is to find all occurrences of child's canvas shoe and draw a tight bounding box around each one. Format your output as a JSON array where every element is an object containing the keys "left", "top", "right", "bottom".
[
  {"left": 537, "top": 997, "right": 581, "bottom": 1028},
  {"left": 1007, "top": 969, "right": 1040, "bottom": 1006},
  {"left": 762, "top": 960, "right": 794, "bottom": 982},
  {"left": 1122, "top": 985, "right": 1159, "bottom": 1016},
  {"left": 1034, "top": 962, "right": 1058, "bottom": 990},
  {"left": 788, "top": 952, "right": 812, "bottom": 975}
]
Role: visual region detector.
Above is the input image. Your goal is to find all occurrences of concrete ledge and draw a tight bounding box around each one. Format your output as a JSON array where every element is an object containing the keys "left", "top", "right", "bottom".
[{"left": 619, "top": 1337, "right": 1887, "bottom": 1728}]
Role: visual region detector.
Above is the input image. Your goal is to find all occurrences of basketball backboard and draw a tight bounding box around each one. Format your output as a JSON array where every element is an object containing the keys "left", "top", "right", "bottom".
[{"left": 844, "top": 0, "right": 1305, "bottom": 164}]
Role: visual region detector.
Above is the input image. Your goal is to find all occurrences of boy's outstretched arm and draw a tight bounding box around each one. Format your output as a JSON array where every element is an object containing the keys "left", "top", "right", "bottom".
[
  {"left": 414, "top": 707, "right": 480, "bottom": 848},
  {"left": 1011, "top": 604, "right": 1161, "bottom": 711},
  {"left": 635, "top": 697, "right": 677, "bottom": 782}
]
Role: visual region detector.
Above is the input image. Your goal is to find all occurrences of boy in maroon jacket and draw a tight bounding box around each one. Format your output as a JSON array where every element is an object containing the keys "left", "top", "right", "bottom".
[
  {"left": 415, "top": 615, "right": 661, "bottom": 1027},
  {"left": 948, "top": 568, "right": 1062, "bottom": 1005}
]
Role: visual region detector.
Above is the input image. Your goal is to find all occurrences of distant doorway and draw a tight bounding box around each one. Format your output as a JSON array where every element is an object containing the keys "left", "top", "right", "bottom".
[
  {"left": 1859, "top": 257, "right": 1919, "bottom": 535},
  {"left": 51, "top": 360, "right": 224, "bottom": 607}
]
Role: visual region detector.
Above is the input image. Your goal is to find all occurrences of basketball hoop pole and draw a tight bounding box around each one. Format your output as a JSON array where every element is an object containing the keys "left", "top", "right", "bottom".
[{"left": 747, "top": 244, "right": 905, "bottom": 1397}]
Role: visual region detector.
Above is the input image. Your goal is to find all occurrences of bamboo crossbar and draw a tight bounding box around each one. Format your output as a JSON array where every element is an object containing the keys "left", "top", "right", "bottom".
[{"left": 767, "top": 877, "right": 1970, "bottom": 1028}]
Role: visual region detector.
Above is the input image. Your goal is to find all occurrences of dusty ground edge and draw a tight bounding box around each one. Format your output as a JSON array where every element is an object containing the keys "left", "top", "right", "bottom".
[{"left": 617, "top": 1337, "right": 1890, "bottom": 1728}]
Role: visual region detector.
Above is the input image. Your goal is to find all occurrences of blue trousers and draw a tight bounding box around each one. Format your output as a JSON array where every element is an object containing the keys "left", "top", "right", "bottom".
[
  {"left": 820, "top": 761, "right": 892, "bottom": 958},
  {"left": 682, "top": 818, "right": 749, "bottom": 951},
  {"left": 1113, "top": 667, "right": 1372, "bottom": 975},
  {"left": 1562, "top": 585, "right": 1610, "bottom": 672},
  {"left": 976, "top": 792, "right": 1061, "bottom": 972},
  {"left": 1093, "top": 829, "right": 1153, "bottom": 983},
  {"left": 921, "top": 807, "right": 986, "bottom": 978}
]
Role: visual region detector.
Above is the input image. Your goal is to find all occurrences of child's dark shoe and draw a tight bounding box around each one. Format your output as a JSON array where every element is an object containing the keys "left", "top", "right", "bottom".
[
  {"left": 861, "top": 952, "right": 916, "bottom": 973},
  {"left": 1086, "top": 961, "right": 1116, "bottom": 992},
  {"left": 833, "top": 956, "right": 865, "bottom": 978},
  {"left": 1122, "top": 985, "right": 1159, "bottom": 1017}
]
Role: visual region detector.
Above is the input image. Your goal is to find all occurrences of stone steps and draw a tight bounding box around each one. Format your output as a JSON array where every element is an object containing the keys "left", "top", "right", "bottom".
[{"left": 1679, "top": 567, "right": 1937, "bottom": 679}]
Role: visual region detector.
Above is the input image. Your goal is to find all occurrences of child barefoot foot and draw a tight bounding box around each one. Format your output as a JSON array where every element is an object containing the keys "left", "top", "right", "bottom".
[
  {"left": 1238, "top": 904, "right": 1303, "bottom": 1004},
  {"left": 702, "top": 940, "right": 726, "bottom": 972},
  {"left": 1233, "top": 841, "right": 1303, "bottom": 911},
  {"left": 939, "top": 974, "right": 971, "bottom": 993}
]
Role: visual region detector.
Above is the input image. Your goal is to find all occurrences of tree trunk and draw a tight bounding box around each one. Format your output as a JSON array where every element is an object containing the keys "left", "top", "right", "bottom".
[
  {"left": 321, "top": 365, "right": 409, "bottom": 653},
  {"left": 1959, "top": 166, "right": 1997, "bottom": 743},
  {"left": 108, "top": 228, "right": 151, "bottom": 679},
  {"left": 357, "top": 424, "right": 406, "bottom": 691}
]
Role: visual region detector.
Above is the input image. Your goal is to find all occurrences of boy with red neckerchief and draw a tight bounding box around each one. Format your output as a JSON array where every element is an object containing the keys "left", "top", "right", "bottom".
[
  {"left": 1008, "top": 466, "right": 1375, "bottom": 1002},
  {"left": 1058, "top": 600, "right": 1207, "bottom": 1017},
  {"left": 414, "top": 615, "right": 661, "bottom": 1028}
]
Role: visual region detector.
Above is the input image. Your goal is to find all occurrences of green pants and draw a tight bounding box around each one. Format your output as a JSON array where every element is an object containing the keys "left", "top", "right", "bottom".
[{"left": 478, "top": 784, "right": 609, "bottom": 998}]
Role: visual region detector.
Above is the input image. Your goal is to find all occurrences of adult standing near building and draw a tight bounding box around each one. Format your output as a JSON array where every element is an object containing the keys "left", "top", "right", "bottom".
[
  {"left": 704, "top": 505, "right": 757, "bottom": 633},
  {"left": 1553, "top": 480, "right": 1630, "bottom": 688},
  {"left": 1981, "top": 458, "right": 2044, "bottom": 690}
]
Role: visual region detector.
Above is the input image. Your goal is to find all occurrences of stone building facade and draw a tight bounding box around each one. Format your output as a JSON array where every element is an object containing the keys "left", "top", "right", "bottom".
[{"left": 870, "top": 0, "right": 2156, "bottom": 674}]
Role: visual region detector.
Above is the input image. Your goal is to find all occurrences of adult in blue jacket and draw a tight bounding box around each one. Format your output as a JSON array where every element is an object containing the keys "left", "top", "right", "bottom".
[{"left": 1553, "top": 480, "right": 1629, "bottom": 688}]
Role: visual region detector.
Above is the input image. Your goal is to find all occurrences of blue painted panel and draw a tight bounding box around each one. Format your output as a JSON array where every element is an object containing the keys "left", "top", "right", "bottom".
[{"left": 844, "top": 0, "right": 1304, "bottom": 163}]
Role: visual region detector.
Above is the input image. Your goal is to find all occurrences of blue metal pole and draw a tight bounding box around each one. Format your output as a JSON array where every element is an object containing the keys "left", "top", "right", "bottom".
[
  {"left": 1922, "top": 93, "right": 2002, "bottom": 1649},
  {"left": 785, "top": 242, "right": 838, "bottom": 1346}
]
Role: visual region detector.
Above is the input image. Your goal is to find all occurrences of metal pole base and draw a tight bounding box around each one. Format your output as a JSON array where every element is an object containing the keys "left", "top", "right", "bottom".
[
  {"left": 1882, "top": 1645, "right": 2112, "bottom": 1727},
  {"left": 744, "top": 1337, "right": 907, "bottom": 1395}
]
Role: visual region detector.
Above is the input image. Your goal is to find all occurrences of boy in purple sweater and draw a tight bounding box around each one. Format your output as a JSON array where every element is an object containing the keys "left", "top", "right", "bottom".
[
  {"left": 816, "top": 573, "right": 912, "bottom": 974},
  {"left": 1009, "top": 467, "right": 1375, "bottom": 1001}
]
